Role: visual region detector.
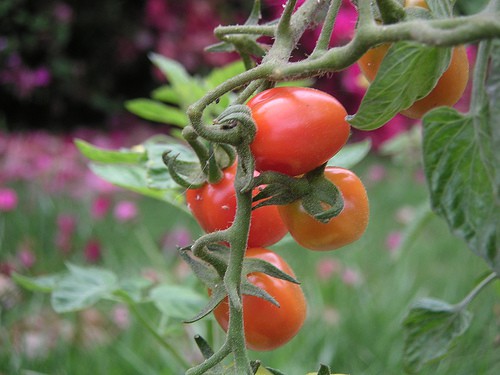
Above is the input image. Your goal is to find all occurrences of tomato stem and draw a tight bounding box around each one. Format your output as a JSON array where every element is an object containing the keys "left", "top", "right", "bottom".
[{"left": 376, "top": 0, "right": 406, "bottom": 25}]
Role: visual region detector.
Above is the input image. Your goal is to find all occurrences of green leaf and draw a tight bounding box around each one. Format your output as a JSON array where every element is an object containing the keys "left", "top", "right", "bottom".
[
  {"left": 403, "top": 298, "right": 472, "bottom": 373},
  {"left": 205, "top": 60, "right": 246, "bottom": 89},
  {"left": 125, "top": 99, "right": 188, "bottom": 127},
  {"left": 149, "top": 284, "right": 207, "bottom": 320},
  {"left": 51, "top": 263, "right": 119, "bottom": 313},
  {"left": 422, "top": 108, "right": 500, "bottom": 272},
  {"left": 75, "top": 139, "right": 145, "bottom": 164},
  {"left": 425, "top": 0, "right": 454, "bottom": 18},
  {"left": 148, "top": 53, "right": 192, "bottom": 86},
  {"left": 88, "top": 163, "right": 187, "bottom": 210},
  {"left": 487, "top": 40, "right": 500, "bottom": 193},
  {"left": 327, "top": 139, "right": 371, "bottom": 168},
  {"left": 12, "top": 273, "right": 62, "bottom": 293},
  {"left": 151, "top": 86, "right": 180, "bottom": 104},
  {"left": 118, "top": 277, "right": 153, "bottom": 303},
  {"left": 349, "top": 42, "right": 451, "bottom": 130}
]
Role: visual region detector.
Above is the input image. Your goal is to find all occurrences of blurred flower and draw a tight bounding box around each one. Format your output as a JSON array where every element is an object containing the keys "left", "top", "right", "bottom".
[
  {"left": 341, "top": 267, "right": 363, "bottom": 287},
  {"left": 0, "top": 188, "right": 18, "bottom": 211},
  {"left": 56, "top": 214, "right": 77, "bottom": 253},
  {"left": 112, "top": 305, "right": 130, "bottom": 330},
  {"left": 366, "top": 164, "right": 387, "bottom": 183},
  {"left": 162, "top": 227, "right": 192, "bottom": 251},
  {"left": 316, "top": 258, "right": 342, "bottom": 281},
  {"left": 52, "top": 2, "right": 74, "bottom": 24},
  {"left": 395, "top": 205, "right": 416, "bottom": 225},
  {"left": 385, "top": 231, "right": 403, "bottom": 254},
  {"left": 322, "top": 306, "right": 341, "bottom": 326},
  {"left": 113, "top": 200, "right": 138, "bottom": 222},
  {"left": 0, "top": 274, "right": 21, "bottom": 309},
  {"left": 91, "top": 195, "right": 111, "bottom": 219},
  {"left": 84, "top": 239, "right": 102, "bottom": 263},
  {"left": 17, "top": 244, "right": 36, "bottom": 269}
]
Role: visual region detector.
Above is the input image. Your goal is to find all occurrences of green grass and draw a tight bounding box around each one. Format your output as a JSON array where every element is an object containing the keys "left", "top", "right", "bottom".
[{"left": 1, "top": 156, "right": 498, "bottom": 375}]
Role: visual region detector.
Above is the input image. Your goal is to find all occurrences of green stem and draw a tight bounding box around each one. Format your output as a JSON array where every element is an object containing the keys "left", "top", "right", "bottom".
[
  {"left": 470, "top": 40, "right": 493, "bottom": 115},
  {"left": 311, "top": 0, "right": 342, "bottom": 56},
  {"left": 125, "top": 298, "right": 190, "bottom": 370},
  {"left": 376, "top": 0, "right": 406, "bottom": 24},
  {"left": 455, "top": 272, "right": 498, "bottom": 311},
  {"left": 185, "top": 342, "right": 232, "bottom": 375}
]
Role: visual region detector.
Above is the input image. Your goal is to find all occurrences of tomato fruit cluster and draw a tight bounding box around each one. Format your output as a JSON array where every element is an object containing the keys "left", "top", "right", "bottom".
[{"left": 357, "top": 0, "right": 469, "bottom": 119}]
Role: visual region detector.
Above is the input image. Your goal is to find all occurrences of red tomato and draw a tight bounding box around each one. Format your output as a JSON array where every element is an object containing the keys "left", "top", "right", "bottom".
[
  {"left": 278, "top": 167, "right": 369, "bottom": 251},
  {"left": 212, "top": 247, "right": 307, "bottom": 351},
  {"left": 186, "top": 165, "right": 288, "bottom": 248},
  {"left": 247, "top": 87, "right": 351, "bottom": 176}
]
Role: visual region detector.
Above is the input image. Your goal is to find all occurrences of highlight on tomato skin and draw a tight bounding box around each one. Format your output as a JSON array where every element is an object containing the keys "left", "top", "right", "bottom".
[
  {"left": 247, "top": 86, "right": 351, "bottom": 177},
  {"left": 211, "top": 247, "right": 307, "bottom": 351},
  {"left": 278, "top": 167, "right": 369, "bottom": 251},
  {"left": 185, "top": 165, "right": 288, "bottom": 248}
]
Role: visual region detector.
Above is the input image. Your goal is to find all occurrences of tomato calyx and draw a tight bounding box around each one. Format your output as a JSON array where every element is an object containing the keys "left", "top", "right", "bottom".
[
  {"left": 179, "top": 245, "right": 299, "bottom": 324},
  {"left": 253, "top": 164, "right": 344, "bottom": 224}
]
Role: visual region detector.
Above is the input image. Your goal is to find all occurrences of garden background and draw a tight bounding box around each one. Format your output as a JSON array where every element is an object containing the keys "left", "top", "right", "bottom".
[{"left": 1, "top": 1, "right": 498, "bottom": 374}]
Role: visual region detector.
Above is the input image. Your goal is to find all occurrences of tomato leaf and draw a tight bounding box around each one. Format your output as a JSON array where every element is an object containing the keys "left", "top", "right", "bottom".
[
  {"left": 242, "top": 258, "right": 299, "bottom": 284},
  {"left": 12, "top": 272, "right": 63, "bottom": 293},
  {"left": 183, "top": 284, "right": 227, "bottom": 324},
  {"left": 75, "top": 139, "right": 145, "bottom": 164},
  {"left": 348, "top": 42, "right": 451, "bottom": 130},
  {"left": 125, "top": 98, "right": 189, "bottom": 127},
  {"left": 149, "top": 284, "right": 207, "bottom": 320},
  {"left": 425, "top": 0, "right": 454, "bottom": 18},
  {"left": 51, "top": 263, "right": 119, "bottom": 313},
  {"left": 327, "top": 139, "right": 371, "bottom": 169},
  {"left": 422, "top": 108, "right": 500, "bottom": 273},
  {"left": 403, "top": 298, "right": 472, "bottom": 373}
]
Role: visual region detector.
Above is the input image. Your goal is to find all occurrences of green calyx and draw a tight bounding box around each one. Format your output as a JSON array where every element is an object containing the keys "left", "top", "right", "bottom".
[{"left": 253, "top": 164, "right": 344, "bottom": 223}]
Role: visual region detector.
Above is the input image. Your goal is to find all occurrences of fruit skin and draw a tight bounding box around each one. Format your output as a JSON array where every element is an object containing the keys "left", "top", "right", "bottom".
[
  {"left": 186, "top": 165, "right": 287, "bottom": 248},
  {"left": 247, "top": 87, "right": 351, "bottom": 176},
  {"left": 212, "top": 247, "right": 307, "bottom": 351},
  {"left": 278, "top": 167, "right": 369, "bottom": 251},
  {"left": 357, "top": 0, "right": 469, "bottom": 119}
]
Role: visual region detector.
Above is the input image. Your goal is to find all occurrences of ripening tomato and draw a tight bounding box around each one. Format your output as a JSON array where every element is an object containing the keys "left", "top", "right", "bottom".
[
  {"left": 278, "top": 167, "right": 369, "bottom": 251},
  {"left": 212, "top": 247, "right": 307, "bottom": 351},
  {"left": 186, "top": 165, "right": 288, "bottom": 248},
  {"left": 357, "top": 0, "right": 469, "bottom": 119},
  {"left": 247, "top": 87, "right": 351, "bottom": 176}
]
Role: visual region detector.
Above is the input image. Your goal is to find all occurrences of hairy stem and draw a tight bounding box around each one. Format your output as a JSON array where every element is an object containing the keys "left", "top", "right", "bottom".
[{"left": 455, "top": 272, "right": 498, "bottom": 311}]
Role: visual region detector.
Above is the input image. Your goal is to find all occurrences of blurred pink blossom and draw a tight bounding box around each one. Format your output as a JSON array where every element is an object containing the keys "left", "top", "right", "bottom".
[
  {"left": 386, "top": 231, "right": 403, "bottom": 254},
  {"left": 0, "top": 188, "right": 18, "bottom": 211},
  {"left": 91, "top": 195, "right": 111, "bottom": 219},
  {"left": 56, "top": 214, "right": 77, "bottom": 253},
  {"left": 17, "top": 246, "right": 36, "bottom": 269},
  {"left": 366, "top": 164, "right": 387, "bottom": 183},
  {"left": 316, "top": 258, "right": 342, "bottom": 281},
  {"left": 84, "top": 239, "right": 102, "bottom": 263},
  {"left": 341, "top": 267, "right": 363, "bottom": 286},
  {"left": 113, "top": 200, "right": 138, "bottom": 222},
  {"left": 162, "top": 227, "right": 192, "bottom": 250},
  {"left": 52, "top": 2, "right": 74, "bottom": 23},
  {"left": 112, "top": 305, "right": 130, "bottom": 330}
]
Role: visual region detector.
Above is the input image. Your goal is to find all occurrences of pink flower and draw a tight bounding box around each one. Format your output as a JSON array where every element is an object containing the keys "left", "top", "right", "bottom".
[
  {"left": 341, "top": 267, "right": 363, "bottom": 287},
  {"left": 113, "top": 200, "right": 138, "bottom": 222},
  {"left": 385, "top": 231, "right": 403, "bottom": 254},
  {"left": 162, "top": 227, "right": 192, "bottom": 251},
  {"left": 56, "top": 214, "right": 77, "bottom": 254},
  {"left": 0, "top": 188, "right": 17, "bottom": 211},
  {"left": 112, "top": 305, "right": 130, "bottom": 330},
  {"left": 366, "top": 164, "right": 387, "bottom": 183},
  {"left": 91, "top": 195, "right": 111, "bottom": 219},
  {"left": 316, "top": 258, "right": 342, "bottom": 281},
  {"left": 17, "top": 247, "right": 36, "bottom": 269},
  {"left": 84, "top": 239, "right": 102, "bottom": 263}
]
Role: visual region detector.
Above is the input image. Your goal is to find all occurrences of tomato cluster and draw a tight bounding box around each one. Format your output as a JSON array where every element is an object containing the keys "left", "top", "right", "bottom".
[{"left": 185, "top": 86, "right": 370, "bottom": 351}]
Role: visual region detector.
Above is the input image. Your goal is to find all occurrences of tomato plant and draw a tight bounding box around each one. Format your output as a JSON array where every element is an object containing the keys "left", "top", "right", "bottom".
[
  {"left": 247, "top": 87, "right": 351, "bottom": 176},
  {"left": 278, "top": 167, "right": 369, "bottom": 251},
  {"left": 186, "top": 165, "right": 288, "bottom": 248},
  {"left": 211, "top": 247, "right": 307, "bottom": 351},
  {"left": 357, "top": 0, "right": 470, "bottom": 119}
]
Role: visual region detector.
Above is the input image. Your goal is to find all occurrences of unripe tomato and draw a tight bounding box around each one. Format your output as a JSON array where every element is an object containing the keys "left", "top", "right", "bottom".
[
  {"left": 357, "top": 0, "right": 469, "bottom": 119},
  {"left": 186, "top": 165, "right": 287, "bottom": 248},
  {"left": 247, "top": 87, "right": 351, "bottom": 176},
  {"left": 212, "top": 247, "right": 307, "bottom": 351},
  {"left": 278, "top": 167, "right": 369, "bottom": 251}
]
